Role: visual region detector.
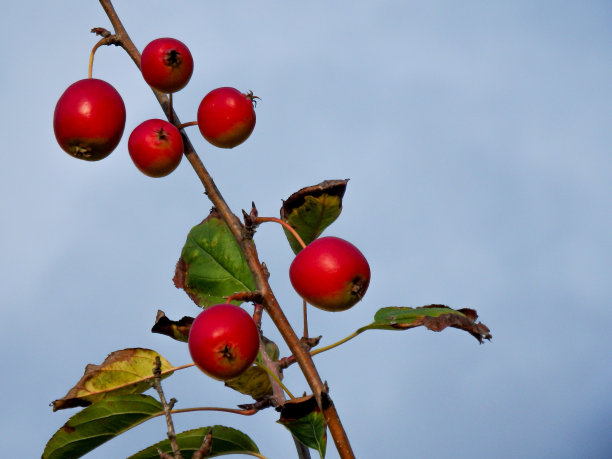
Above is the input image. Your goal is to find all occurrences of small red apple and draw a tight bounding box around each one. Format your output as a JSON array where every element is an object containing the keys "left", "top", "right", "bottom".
[
  {"left": 289, "top": 236, "right": 371, "bottom": 312},
  {"left": 188, "top": 304, "right": 260, "bottom": 381},
  {"left": 197, "top": 87, "right": 256, "bottom": 148},
  {"left": 140, "top": 38, "right": 194, "bottom": 93},
  {"left": 53, "top": 78, "right": 126, "bottom": 161},
  {"left": 128, "top": 119, "right": 183, "bottom": 177}
]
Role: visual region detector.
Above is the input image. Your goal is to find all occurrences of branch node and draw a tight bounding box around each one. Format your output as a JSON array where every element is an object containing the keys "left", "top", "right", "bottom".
[
  {"left": 90, "top": 27, "right": 121, "bottom": 46},
  {"left": 237, "top": 398, "right": 272, "bottom": 411},
  {"left": 91, "top": 27, "right": 111, "bottom": 38},
  {"left": 301, "top": 335, "right": 322, "bottom": 350}
]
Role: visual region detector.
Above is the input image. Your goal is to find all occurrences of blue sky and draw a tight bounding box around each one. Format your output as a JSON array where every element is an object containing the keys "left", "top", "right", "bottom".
[{"left": 2, "top": 1, "right": 611, "bottom": 458}]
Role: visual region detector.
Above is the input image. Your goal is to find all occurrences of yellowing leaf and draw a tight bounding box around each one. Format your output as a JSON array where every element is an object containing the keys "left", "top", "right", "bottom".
[
  {"left": 280, "top": 179, "right": 348, "bottom": 253},
  {"left": 52, "top": 348, "right": 173, "bottom": 411}
]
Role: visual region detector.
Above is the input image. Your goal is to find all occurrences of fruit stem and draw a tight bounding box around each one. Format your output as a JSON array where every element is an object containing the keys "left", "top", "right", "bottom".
[
  {"left": 310, "top": 330, "right": 363, "bottom": 357},
  {"left": 256, "top": 360, "right": 295, "bottom": 399},
  {"left": 303, "top": 298, "right": 309, "bottom": 339},
  {"left": 164, "top": 406, "right": 259, "bottom": 416},
  {"left": 254, "top": 216, "right": 307, "bottom": 249},
  {"left": 176, "top": 121, "right": 199, "bottom": 130},
  {"left": 253, "top": 303, "right": 264, "bottom": 328},
  {"left": 88, "top": 37, "right": 109, "bottom": 78}
]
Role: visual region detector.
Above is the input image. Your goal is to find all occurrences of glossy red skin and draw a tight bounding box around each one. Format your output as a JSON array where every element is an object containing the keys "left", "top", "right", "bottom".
[
  {"left": 141, "top": 38, "right": 193, "bottom": 93},
  {"left": 188, "top": 304, "right": 260, "bottom": 380},
  {"left": 53, "top": 79, "right": 126, "bottom": 161},
  {"left": 290, "top": 236, "right": 371, "bottom": 312},
  {"left": 197, "top": 87, "right": 256, "bottom": 148},
  {"left": 128, "top": 119, "right": 184, "bottom": 178}
]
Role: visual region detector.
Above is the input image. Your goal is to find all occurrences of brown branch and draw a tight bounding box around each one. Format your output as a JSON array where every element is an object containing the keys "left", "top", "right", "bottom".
[{"left": 97, "top": 1, "right": 354, "bottom": 457}]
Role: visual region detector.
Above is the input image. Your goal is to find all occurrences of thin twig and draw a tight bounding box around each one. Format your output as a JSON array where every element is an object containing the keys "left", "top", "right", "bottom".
[
  {"left": 162, "top": 406, "right": 259, "bottom": 417},
  {"left": 157, "top": 448, "right": 174, "bottom": 459},
  {"left": 151, "top": 356, "right": 182, "bottom": 459},
  {"left": 253, "top": 303, "right": 264, "bottom": 328},
  {"left": 192, "top": 428, "right": 213, "bottom": 459}
]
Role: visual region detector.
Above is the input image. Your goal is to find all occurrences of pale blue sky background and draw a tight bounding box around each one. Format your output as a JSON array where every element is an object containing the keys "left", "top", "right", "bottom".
[{"left": 1, "top": 1, "right": 611, "bottom": 458}]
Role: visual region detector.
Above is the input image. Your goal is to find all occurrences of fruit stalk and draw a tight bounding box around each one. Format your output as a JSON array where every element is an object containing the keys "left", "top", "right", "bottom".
[{"left": 97, "top": 1, "right": 355, "bottom": 456}]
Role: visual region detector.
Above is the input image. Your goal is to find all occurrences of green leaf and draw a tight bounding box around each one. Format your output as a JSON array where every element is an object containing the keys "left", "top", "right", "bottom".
[
  {"left": 359, "top": 305, "right": 492, "bottom": 343},
  {"left": 174, "top": 210, "right": 256, "bottom": 307},
  {"left": 43, "top": 394, "right": 163, "bottom": 459},
  {"left": 280, "top": 179, "right": 348, "bottom": 253},
  {"left": 278, "top": 395, "right": 327, "bottom": 458},
  {"left": 52, "top": 349, "right": 173, "bottom": 411},
  {"left": 127, "top": 426, "right": 261, "bottom": 459}
]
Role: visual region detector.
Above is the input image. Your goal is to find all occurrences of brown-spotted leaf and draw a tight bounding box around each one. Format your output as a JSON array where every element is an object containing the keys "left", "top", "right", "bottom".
[
  {"left": 151, "top": 310, "right": 194, "bottom": 342},
  {"left": 360, "top": 304, "right": 492, "bottom": 343},
  {"left": 278, "top": 394, "right": 329, "bottom": 458},
  {"left": 52, "top": 348, "right": 173, "bottom": 411},
  {"left": 280, "top": 179, "right": 348, "bottom": 253}
]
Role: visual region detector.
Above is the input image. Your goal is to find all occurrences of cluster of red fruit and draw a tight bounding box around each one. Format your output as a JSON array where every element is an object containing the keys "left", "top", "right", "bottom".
[
  {"left": 53, "top": 37, "right": 371, "bottom": 382},
  {"left": 53, "top": 37, "right": 257, "bottom": 177}
]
